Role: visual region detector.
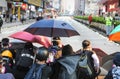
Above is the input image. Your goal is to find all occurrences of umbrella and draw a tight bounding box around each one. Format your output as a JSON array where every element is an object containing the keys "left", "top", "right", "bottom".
[
  {"left": 9, "top": 31, "right": 51, "bottom": 48},
  {"left": 109, "top": 24, "right": 120, "bottom": 41},
  {"left": 24, "top": 19, "right": 80, "bottom": 37}
]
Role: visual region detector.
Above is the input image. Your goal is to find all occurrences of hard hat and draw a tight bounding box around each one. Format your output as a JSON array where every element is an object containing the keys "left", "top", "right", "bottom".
[{"left": 1, "top": 50, "right": 13, "bottom": 58}]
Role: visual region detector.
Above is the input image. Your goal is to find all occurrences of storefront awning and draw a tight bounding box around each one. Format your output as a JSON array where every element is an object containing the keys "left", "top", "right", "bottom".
[{"left": 0, "top": 0, "right": 7, "bottom": 8}]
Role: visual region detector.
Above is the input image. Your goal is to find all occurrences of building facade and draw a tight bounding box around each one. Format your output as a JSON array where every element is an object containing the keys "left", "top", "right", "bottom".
[
  {"left": 75, "top": 0, "right": 100, "bottom": 15},
  {"left": 98, "top": 0, "right": 120, "bottom": 16}
]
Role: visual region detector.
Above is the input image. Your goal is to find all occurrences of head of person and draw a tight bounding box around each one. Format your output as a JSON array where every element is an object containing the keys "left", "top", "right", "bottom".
[
  {"left": 53, "top": 36, "right": 61, "bottom": 40},
  {"left": 82, "top": 40, "right": 91, "bottom": 49},
  {"left": 52, "top": 40, "right": 59, "bottom": 46},
  {"left": 62, "top": 44, "right": 74, "bottom": 56},
  {"left": 1, "top": 38, "right": 9, "bottom": 47},
  {"left": 24, "top": 42, "right": 33, "bottom": 50},
  {"left": 113, "top": 52, "right": 120, "bottom": 66},
  {"left": 52, "top": 36, "right": 62, "bottom": 48},
  {"left": 36, "top": 47, "right": 49, "bottom": 61}
]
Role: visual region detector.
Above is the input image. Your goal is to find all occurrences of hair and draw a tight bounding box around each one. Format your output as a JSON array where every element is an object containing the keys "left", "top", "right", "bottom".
[
  {"left": 1, "top": 38, "right": 9, "bottom": 46},
  {"left": 82, "top": 40, "right": 91, "bottom": 49},
  {"left": 36, "top": 47, "right": 49, "bottom": 61},
  {"left": 62, "top": 44, "right": 74, "bottom": 56},
  {"left": 53, "top": 36, "right": 61, "bottom": 40},
  {"left": 24, "top": 42, "right": 33, "bottom": 50}
]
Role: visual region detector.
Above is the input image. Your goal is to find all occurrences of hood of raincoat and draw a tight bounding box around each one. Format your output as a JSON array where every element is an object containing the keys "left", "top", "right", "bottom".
[{"left": 58, "top": 55, "right": 80, "bottom": 75}]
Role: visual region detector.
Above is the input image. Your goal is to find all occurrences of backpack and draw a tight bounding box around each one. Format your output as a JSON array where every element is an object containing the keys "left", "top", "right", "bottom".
[
  {"left": 24, "top": 64, "right": 46, "bottom": 79},
  {"left": 112, "top": 66, "right": 120, "bottom": 79},
  {"left": 76, "top": 50, "right": 96, "bottom": 79},
  {"left": 16, "top": 49, "right": 34, "bottom": 68}
]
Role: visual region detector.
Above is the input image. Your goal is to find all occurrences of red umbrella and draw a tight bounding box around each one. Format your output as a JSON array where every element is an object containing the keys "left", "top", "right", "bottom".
[
  {"left": 9, "top": 31, "right": 51, "bottom": 48},
  {"left": 34, "top": 35, "right": 51, "bottom": 48}
]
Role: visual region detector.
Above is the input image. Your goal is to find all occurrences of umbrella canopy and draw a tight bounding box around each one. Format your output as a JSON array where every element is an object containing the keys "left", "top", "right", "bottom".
[
  {"left": 109, "top": 24, "right": 120, "bottom": 41},
  {"left": 9, "top": 31, "right": 51, "bottom": 48},
  {"left": 24, "top": 19, "right": 80, "bottom": 37}
]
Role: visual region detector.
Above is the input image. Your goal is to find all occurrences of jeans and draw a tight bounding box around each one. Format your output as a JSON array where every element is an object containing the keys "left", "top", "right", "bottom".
[{"left": 105, "top": 25, "right": 112, "bottom": 35}]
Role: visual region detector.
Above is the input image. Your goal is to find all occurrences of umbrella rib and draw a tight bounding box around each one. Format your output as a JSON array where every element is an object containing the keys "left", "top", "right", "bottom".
[{"left": 64, "top": 29, "right": 70, "bottom": 37}]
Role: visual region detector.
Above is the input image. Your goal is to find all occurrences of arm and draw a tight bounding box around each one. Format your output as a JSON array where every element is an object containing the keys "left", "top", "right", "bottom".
[{"left": 92, "top": 52, "right": 100, "bottom": 72}]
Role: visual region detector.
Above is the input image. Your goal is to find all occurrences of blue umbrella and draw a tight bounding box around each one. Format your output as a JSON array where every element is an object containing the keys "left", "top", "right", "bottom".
[{"left": 24, "top": 19, "right": 80, "bottom": 37}]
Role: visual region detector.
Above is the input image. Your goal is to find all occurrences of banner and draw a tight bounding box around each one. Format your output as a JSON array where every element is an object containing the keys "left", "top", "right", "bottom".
[{"left": 28, "top": 0, "right": 41, "bottom": 6}]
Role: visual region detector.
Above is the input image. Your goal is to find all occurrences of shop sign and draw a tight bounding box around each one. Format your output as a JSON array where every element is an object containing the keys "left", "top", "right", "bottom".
[
  {"left": 108, "top": 3, "right": 118, "bottom": 12},
  {"left": 28, "top": 0, "right": 41, "bottom": 6}
]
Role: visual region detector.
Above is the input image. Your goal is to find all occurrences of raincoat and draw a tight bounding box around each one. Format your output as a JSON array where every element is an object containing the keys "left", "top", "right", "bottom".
[{"left": 50, "top": 55, "right": 80, "bottom": 79}]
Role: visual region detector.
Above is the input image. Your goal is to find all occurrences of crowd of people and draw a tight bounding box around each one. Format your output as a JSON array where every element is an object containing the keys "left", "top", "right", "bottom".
[{"left": 0, "top": 37, "right": 119, "bottom": 79}]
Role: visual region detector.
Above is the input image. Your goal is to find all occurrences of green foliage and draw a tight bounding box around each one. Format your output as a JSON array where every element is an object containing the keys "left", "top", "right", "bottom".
[
  {"left": 74, "top": 16, "right": 88, "bottom": 20},
  {"left": 74, "top": 16, "right": 120, "bottom": 26},
  {"left": 92, "top": 16, "right": 105, "bottom": 24},
  {"left": 114, "top": 21, "right": 120, "bottom": 27}
]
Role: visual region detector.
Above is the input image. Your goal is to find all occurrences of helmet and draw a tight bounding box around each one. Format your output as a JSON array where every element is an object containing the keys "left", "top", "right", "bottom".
[
  {"left": 1, "top": 50, "right": 13, "bottom": 58},
  {"left": 36, "top": 47, "right": 49, "bottom": 61}
]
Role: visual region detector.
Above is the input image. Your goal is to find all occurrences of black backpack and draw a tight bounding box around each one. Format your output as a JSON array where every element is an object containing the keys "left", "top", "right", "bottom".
[
  {"left": 76, "top": 50, "right": 98, "bottom": 79},
  {"left": 16, "top": 49, "right": 34, "bottom": 69}
]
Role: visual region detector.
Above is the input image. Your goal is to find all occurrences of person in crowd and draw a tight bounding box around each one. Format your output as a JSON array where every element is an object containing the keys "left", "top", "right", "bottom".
[
  {"left": 0, "top": 55, "right": 15, "bottom": 79},
  {"left": 48, "top": 37, "right": 63, "bottom": 62},
  {"left": 36, "top": 16, "right": 43, "bottom": 21},
  {"left": 79, "top": 40, "right": 100, "bottom": 79},
  {"left": 50, "top": 44, "right": 79, "bottom": 79},
  {"left": 52, "top": 37, "right": 63, "bottom": 48},
  {"left": 0, "top": 38, "right": 16, "bottom": 68},
  {"left": 10, "top": 13, "right": 13, "bottom": 23},
  {"left": 88, "top": 14, "right": 93, "bottom": 26},
  {"left": 105, "top": 13, "right": 113, "bottom": 36},
  {"left": 24, "top": 46, "right": 52, "bottom": 79},
  {"left": 13, "top": 42, "right": 35, "bottom": 79},
  {"left": 21, "top": 13, "right": 25, "bottom": 24},
  {"left": 0, "top": 14, "right": 3, "bottom": 33},
  {"left": 104, "top": 52, "right": 120, "bottom": 79}
]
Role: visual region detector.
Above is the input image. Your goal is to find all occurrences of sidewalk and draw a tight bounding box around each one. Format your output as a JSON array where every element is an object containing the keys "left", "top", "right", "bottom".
[{"left": 2, "top": 19, "right": 36, "bottom": 28}]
